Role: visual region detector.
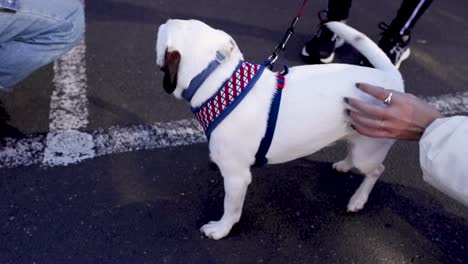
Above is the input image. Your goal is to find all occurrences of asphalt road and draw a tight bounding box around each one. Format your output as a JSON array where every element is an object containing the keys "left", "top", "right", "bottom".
[{"left": 1, "top": 0, "right": 468, "bottom": 263}]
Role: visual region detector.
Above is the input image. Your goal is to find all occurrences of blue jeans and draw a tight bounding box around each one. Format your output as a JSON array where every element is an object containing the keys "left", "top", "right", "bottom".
[{"left": 0, "top": 0, "right": 84, "bottom": 90}]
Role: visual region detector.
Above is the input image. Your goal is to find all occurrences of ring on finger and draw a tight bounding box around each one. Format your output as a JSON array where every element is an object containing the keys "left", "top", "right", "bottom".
[
  {"left": 380, "top": 120, "right": 385, "bottom": 129},
  {"left": 383, "top": 92, "right": 393, "bottom": 105}
]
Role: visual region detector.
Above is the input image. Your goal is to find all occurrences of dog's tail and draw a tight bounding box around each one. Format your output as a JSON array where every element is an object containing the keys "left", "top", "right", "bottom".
[{"left": 325, "top": 22, "right": 400, "bottom": 78}]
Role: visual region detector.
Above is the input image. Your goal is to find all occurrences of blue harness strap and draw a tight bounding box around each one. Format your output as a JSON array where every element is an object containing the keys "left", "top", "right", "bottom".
[
  {"left": 254, "top": 70, "right": 287, "bottom": 167},
  {"left": 183, "top": 51, "right": 226, "bottom": 102}
]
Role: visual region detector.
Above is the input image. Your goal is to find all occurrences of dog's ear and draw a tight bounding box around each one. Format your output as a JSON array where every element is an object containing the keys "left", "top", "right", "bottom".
[{"left": 161, "top": 50, "right": 181, "bottom": 94}]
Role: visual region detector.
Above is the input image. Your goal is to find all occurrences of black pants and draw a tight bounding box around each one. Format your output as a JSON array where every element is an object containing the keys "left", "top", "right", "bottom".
[{"left": 327, "top": 0, "right": 433, "bottom": 35}]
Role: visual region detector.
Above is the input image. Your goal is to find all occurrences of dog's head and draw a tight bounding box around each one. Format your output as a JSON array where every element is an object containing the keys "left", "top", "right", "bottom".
[{"left": 156, "top": 19, "right": 241, "bottom": 99}]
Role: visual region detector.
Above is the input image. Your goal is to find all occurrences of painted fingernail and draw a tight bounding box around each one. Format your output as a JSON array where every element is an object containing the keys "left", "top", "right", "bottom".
[
  {"left": 350, "top": 124, "right": 356, "bottom": 130},
  {"left": 344, "top": 97, "right": 349, "bottom": 104},
  {"left": 345, "top": 109, "right": 351, "bottom": 116},
  {"left": 355, "top": 83, "right": 360, "bottom": 88}
]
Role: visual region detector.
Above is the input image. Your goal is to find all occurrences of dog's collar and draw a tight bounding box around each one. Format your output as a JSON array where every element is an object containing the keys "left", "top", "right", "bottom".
[{"left": 182, "top": 51, "right": 226, "bottom": 102}]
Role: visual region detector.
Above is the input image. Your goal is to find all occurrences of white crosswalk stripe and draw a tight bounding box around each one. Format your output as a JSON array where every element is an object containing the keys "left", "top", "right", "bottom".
[
  {"left": 1, "top": 119, "right": 204, "bottom": 169},
  {"left": 43, "top": 0, "right": 92, "bottom": 167},
  {"left": 0, "top": 93, "right": 467, "bottom": 169}
]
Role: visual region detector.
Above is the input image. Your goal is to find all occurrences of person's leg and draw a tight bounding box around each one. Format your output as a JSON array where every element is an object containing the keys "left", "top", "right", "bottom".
[
  {"left": 389, "top": 0, "right": 434, "bottom": 36},
  {"left": 328, "top": 0, "right": 353, "bottom": 22},
  {"left": 0, "top": 0, "right": 84, "bottom": 90},
  {"left": 377, "top": 0, "right": 434, "bottom": 68},
  {"left": 301, "top": 0, "right": 352, "bottom": 64}
]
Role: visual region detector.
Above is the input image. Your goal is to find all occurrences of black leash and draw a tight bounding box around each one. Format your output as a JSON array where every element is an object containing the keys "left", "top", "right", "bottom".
[{"left": 265, "top": 0, "right": 310, "bottom": 68}]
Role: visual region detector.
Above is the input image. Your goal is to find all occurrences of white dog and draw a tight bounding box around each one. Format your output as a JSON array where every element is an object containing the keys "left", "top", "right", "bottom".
[{"left": 156, "top": 19, "right": 404, "bottom": 240}]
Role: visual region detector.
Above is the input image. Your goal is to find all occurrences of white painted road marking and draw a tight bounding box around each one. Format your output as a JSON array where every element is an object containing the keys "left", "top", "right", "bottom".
[
  {"left": 49, "top": 0, "right": 88, "bottom": 131},
  {"left": 49, "top": 38, "right": 89, "bottom": 131},
  {"left": 1, "top": 92, "right": 467, "bottom": 169},
  {"left": 43, "top": 130, "right": 95, "bottom": 167},
  {"left": 425, "top": 91, "right": 468, "bottom": 116},
  {"left": 45, "top": 38, "right": 92, "bottom": 166},
  {"left": 1, "top": 119, "right": 204, "bottom": 169},
  {"left": 44, "top": 0, "right": 92, "bottom": 166}
]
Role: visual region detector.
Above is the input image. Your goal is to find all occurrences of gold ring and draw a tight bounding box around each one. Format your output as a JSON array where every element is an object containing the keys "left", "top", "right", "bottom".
[{"left": 383, "top": 92, "right": 393, "bottom": 105}]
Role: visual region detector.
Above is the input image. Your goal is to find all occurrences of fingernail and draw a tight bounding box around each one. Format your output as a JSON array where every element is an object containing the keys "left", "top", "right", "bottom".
[
  {"left": 344, "top": 97, "right": 349, "bottom": 104},
  {"left": 350, "top": 124, "right": 356, "bottom": 130},
  {"left": 355, "top": 83, "right": 360, "bottom": 88},
  {"left": 345, "top": 109, "right": 351, "bottom": 116}
]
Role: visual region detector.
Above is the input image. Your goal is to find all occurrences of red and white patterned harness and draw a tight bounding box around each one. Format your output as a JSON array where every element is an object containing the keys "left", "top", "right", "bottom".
[
  {"left": 191, "top": 59, "right": 286, "bottom": 167},
  {"left": 192, "top": 61, "right": 264, "bottom": 137}
]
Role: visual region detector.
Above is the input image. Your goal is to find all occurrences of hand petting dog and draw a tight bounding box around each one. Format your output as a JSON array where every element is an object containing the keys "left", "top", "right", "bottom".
[{"left": 346, "top": 83, "right": 443, "bottom": 140}]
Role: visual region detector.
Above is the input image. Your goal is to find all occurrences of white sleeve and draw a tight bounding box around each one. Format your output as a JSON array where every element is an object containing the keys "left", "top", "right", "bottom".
[{"left": 419, "top": 116, "right": 468, "bottom": 207}]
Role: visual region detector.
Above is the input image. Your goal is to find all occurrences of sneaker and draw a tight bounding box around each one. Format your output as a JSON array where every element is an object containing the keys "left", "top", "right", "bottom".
[
  {"left": 301, "top": 10, "right": 344, "bottom": 64},
  {"left": 362, "top": 22, "right": 411, "bottom": 68}
]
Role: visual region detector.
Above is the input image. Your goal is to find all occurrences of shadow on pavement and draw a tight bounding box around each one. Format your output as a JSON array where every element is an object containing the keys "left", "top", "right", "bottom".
[
  {"left": 0, "top": 99, "right": 25, "bottom": 138},
  {"left": 1, "top": 149, "right": 466, "bottom": 263}
]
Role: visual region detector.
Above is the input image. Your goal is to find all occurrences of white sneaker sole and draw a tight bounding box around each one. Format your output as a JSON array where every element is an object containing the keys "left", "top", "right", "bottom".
[
  {"left": 301, "top": 46, "right": 310, "bottom": 57},
  {"left": 321, "top": 37, "right": 343, "bottom": 63},
  {"left": 301, "top": 36, "right": 344, "bottom": 64},
  {"left": 301, "top": 46, "right": 335, "bottom": 64},
  {"left": 320, "top": 52, "right": 335, "bottom": 64}
]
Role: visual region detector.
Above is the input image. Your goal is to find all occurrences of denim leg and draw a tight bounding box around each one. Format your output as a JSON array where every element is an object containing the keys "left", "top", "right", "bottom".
[{"left": 0, "top": 0, "right": 85, "bottom": 90}]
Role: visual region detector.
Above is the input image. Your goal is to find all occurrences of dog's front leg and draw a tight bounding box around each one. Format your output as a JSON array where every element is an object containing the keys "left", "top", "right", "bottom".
[{"left": 201, "top": 166, "right": 251, "bottom": 240}]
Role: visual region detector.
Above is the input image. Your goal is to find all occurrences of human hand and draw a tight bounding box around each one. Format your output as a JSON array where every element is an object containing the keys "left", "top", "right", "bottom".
[{"left": 345, "top": 83, "right": 443, "bottom": 140}]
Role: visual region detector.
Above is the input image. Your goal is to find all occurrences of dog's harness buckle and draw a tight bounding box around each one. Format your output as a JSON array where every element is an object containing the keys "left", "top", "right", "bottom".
[{"left": 215, "top": 51, "right": 225, "bottom": 63}]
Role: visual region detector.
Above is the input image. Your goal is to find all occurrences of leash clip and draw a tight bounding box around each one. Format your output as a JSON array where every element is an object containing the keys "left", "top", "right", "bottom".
[
  {"left": 266, "top": 16, "right": 299, "bottom": 68},
  {"left": 267, "top": 52, "right": 279, "bottom": 66},
  {"left": 265, "top": 0, "right": 310, "bottom": 68}
]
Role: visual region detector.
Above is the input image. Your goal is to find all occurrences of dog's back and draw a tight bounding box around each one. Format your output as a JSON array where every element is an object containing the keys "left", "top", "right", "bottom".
[{"left": 266, "top": 22, "right": 404, "bottom": 163}]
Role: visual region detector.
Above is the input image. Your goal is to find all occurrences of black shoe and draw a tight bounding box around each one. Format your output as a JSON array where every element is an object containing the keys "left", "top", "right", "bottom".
[
  {"left": 301, "top": 10, "right": 344, "bottom": 64},
  {"left": 361, "top": 22, "right": 411, "bottom": 68}
]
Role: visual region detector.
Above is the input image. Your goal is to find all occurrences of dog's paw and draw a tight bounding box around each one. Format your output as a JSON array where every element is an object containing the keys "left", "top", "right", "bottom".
[
  {"left": 346, "top": 192, "right": 368, "bottom": 212},
  {"left": 332, "top": 160, "right": 352, "bottom": 173},
  {"left": 200, "top": 221, "right": 232, "bottom": 240}
]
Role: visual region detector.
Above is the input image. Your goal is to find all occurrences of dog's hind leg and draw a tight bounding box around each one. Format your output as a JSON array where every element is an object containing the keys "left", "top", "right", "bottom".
[
  {"left": 344, "top": 135, "right": 395, "bottom": 212},
  {"left": 332, "top": 144, "right": 354, "bottom": 173},
  {"left": 200, "top": 164, "right": 252, "bottom": 240}
]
